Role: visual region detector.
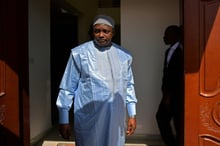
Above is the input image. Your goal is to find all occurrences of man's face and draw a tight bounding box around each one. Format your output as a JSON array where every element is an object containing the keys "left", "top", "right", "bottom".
[
  {"left": 163, "top": 30, "right": 173, "bottom": 45},
  {"left": 93, "top": 24, "right": 114, "bottom": 47}
]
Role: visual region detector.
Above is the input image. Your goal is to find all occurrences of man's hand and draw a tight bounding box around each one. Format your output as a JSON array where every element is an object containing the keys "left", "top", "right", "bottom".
[
  {"left": 126, "top": 117, "right": 136, "bottom": 136},
  {"left": 59, "top": 124, "right": 71, "bottom": 140}
]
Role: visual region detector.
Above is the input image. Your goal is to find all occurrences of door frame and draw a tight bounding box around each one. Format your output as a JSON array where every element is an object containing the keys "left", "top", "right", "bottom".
[{"left": 0, "top": 0, "right": 30, "bottom": 145}]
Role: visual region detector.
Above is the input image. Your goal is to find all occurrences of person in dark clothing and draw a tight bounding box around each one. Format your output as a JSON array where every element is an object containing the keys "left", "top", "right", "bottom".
[{"left": 156, "top": 25, "right": 184, "bottom": 146}]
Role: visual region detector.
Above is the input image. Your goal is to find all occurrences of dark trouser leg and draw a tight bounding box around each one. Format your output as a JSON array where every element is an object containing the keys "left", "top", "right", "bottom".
[
  {"left": 173, "top": 98, "right": 184, "bottom": 146},
  {"left": 156, "top": 99, "right": 176, "bottom": 146},
  {"left": 173, "top": 114, "right": 180, "bottom": 146}
]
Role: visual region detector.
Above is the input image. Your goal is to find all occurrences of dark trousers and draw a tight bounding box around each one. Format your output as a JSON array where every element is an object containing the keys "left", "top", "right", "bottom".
[{"left": 156, "top": 98, "right": 181, "bottom": 146}]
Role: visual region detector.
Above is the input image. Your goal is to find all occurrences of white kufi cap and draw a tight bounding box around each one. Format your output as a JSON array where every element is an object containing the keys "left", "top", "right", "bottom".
[{"left": 93, "top": 15, "right": 115, "bottom": 28}]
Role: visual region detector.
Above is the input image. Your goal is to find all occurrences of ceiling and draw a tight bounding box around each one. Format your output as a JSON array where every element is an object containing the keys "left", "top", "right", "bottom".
[{"left": 98, "top": 0, "right": 120, "bottom": 8}]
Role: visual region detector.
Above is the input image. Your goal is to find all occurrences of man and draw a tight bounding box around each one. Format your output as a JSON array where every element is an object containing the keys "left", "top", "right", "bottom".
[
  {"left": 156, "top": 25, "right": 184, "bottom": 146},
  {"left": 56, "top": 14, "right": 138, "bottom": 146}
]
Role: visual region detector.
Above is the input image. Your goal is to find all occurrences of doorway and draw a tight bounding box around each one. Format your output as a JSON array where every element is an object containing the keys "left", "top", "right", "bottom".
[{"left": 50, "top": 1, "right": 78, "bottom": 124}]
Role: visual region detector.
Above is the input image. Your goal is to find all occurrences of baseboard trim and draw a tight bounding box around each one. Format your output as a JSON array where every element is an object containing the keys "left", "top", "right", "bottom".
[{"left": 30, "top": 127, "right": 53, "bottom": 145}]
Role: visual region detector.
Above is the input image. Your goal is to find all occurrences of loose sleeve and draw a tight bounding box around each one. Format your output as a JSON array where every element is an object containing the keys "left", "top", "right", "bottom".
[
  {"left": 126, "top": 59, "right": 138, "bottom": 117},
  {"left": 56, "top": 52, "right": 81, "bottom": 124}
]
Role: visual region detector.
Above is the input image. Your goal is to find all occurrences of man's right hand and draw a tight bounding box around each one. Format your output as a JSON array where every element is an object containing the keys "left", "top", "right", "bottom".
[{"left": 59, "top": 124, "right": 71, "bottom": 140}]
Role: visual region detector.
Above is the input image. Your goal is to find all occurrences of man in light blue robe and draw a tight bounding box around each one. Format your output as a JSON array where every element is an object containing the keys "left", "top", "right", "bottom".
[{"left": 56, "top": 14, "right": 138, "bottom": 146}]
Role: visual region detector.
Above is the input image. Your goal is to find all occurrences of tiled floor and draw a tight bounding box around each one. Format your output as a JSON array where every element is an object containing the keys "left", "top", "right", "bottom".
[{"left": 32, "top": 125, "right": 165, "bottom": 146}]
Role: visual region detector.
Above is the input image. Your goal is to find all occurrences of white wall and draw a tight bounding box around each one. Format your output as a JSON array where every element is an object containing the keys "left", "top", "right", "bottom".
[
  {"left": 29, "top": 0, "right": 51, "bottom": 142},
  {"left": 121, "top": 0, "right": 180, "bottom": 136}
]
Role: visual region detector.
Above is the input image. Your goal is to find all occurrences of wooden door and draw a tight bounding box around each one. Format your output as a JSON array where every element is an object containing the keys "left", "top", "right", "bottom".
[
  {"left": 184, "top": 0, "right": 220, "bottom": 145},
  {"left": 0, "top": 0, "right": 29, "bottom": 146}
]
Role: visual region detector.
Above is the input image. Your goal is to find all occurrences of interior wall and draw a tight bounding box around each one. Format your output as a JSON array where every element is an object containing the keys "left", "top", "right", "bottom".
[
  {"left": 121, "top": 0, "right": 180, "bottom": 136},
  {"left": 29, "top": 0, "right": 51, "bottom": 141},
  {"left": 65, "top": 0, "right": 99, "bottom": 43}
]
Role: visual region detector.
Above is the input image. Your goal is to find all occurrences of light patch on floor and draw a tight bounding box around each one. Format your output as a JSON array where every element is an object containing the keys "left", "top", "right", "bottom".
[
  {"left": 125, "top": 144, "right": 147, "bottom": 146},
  {"left": 42, "top": 141, "right": 148, "bottom": 146},
  {"left": 42, "top": 141, "right": 75, "bottom": 146}
]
